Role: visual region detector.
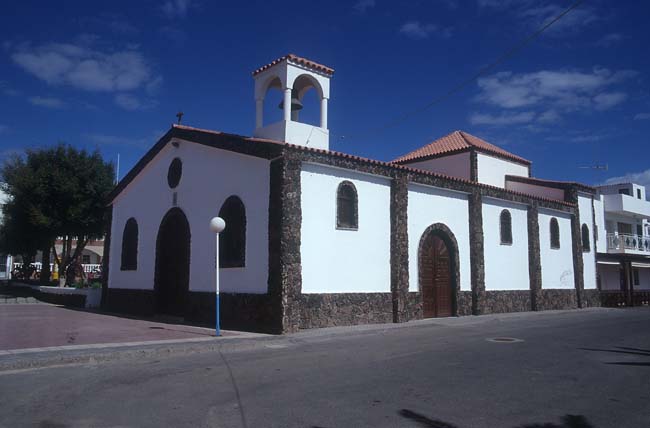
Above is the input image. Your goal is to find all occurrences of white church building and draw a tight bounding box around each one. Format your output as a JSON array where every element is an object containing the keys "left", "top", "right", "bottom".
[{"left": 102, "top": 54, "right": 646, "bottom": 333}]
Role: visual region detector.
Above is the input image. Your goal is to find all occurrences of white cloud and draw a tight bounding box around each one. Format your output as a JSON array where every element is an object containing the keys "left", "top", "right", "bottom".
[
  {"left": 593, "top": 92, "right": 627, "bottom": 111},
  {"left": 353, "top": 0, "right": 375, "bottom": 13},
  {"left": 29, "top": 96, "right": 66, "bottom": 109},
  {"left": 114, "top": 93, "right": 157, "bottom": 111},
  {"left": 475, "top": 68, "right": 635, "bottom": 112},
  {"left": 469, "top": 111, "right": 535, "bottom": 126},
  {"left": 537, "top": 109, "right": 560, "bottom": 124},
  {"left": 11, "top": 42, "right": 157, "bottom": 93},
  {"left": 161, "top": 0, "right": 192, "bottom": 18},
  {"left": 634, "top": 113, "right": 650, "bottom": 121},
  {"left": 596, "top": 33, "right": 624, "bottom": 47},
  {"left": 399, "top": 21, "right": 449, "bottom": 39},
  {"left": 477, "top": 0, "right": 599, "bottom": 37},
  {"left": 604, "top": 169, "right": 650, "bottom": 189}
]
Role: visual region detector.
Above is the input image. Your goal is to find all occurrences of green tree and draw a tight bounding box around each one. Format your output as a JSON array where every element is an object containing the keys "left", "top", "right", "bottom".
[{"left": 0, "top": 144, "right": 114, "bottom": 285}]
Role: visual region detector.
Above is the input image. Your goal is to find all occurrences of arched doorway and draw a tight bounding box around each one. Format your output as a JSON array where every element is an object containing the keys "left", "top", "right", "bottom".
[
  {"left": 154, "top": 207, "right": 191, "bottom": 317},
  {"left": 418, "top": 224, "right": 459, "bottom": 318}
]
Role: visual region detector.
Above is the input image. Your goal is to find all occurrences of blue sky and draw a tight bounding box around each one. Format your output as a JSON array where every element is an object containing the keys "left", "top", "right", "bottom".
[{"left": 2, "top": 0, "right": 650, "bottom": 188}]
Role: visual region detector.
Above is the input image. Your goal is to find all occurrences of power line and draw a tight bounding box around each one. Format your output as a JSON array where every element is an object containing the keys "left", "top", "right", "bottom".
[{"left": 338, "top": 0, "right": 585, "bottom": 142}]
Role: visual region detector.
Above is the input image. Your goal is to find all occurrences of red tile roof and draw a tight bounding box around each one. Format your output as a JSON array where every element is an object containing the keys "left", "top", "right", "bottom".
[
  {"left": 252, "top": 54, "right": 334, "bottom": 76},
  {"left": 392, "top": 130, "right": 531, "bottom": 165}
]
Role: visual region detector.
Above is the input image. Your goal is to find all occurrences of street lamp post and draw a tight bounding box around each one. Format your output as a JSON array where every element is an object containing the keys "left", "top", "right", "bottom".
[{"left": 209, "top": 217, "right": 226, "bottom": 337}]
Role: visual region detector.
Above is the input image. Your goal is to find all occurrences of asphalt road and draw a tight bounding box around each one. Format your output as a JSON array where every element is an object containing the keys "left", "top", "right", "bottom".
[{"left": 1, "top": 307, "right": 648, "bottom": 428}]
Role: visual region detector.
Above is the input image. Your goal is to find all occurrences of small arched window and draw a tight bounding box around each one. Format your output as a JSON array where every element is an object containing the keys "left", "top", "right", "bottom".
[
  {"left": 120, "top": 218, "right": 138, "bottom": 270},
  {"left": 500, "top": 209, "right": 512, "bottom": 245},
  {"left": 550, "top": 217, "right": 560, "bottom": 249},
  {"left": 336, "top": 181, "right": 358, "bottom": 230},
  {"left": 582, "top": 223, "right": 591, "bottom": 252},
  {"left": 218, "top": 196, "right": 246, "bottom": 268}
]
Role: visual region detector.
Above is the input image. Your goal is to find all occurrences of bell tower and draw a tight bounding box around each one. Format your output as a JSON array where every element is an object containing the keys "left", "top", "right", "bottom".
[{"left": 252, "top": 54, "right": 333, "bottom": 150}]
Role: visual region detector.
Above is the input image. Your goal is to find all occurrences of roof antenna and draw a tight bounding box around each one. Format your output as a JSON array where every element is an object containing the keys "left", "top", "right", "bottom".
[
  {"left": 578, "top": 164, "right": 608, "bottom": 171},
  {"left": 176, "top": 111, "right": 184, "bottom": 125}
]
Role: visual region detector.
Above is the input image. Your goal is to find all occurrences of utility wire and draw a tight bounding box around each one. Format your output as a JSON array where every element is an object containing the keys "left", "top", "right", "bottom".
[{"left": 338, "top": 0, "right": 585, "bottom": 142}]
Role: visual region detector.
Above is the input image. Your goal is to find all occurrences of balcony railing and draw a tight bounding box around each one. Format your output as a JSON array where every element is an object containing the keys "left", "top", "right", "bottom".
[{"left": 607, "top": 233, "right": 650, "bottom": 253}]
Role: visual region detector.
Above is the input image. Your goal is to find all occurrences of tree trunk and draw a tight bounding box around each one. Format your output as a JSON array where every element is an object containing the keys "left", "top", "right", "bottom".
[{"left": 40, "top": 246, "right": 51, "bottom": 284}]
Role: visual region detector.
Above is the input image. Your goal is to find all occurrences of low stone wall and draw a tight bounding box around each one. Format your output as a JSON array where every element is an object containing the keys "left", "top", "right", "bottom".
[
  {"left": 104, "top": 288, "right": 155, "bottom": 316},
  {"left": 582, "top": 289, "right": 601, "bottom": 308},
  {"left": 187, "top": 292, "right": 278, "bottom": 333},
  {"left": 538, "top": 289, "right": 578, "bottom": 311},
  {"left": 298, "top": 293, "right": 393, "bottom": 329},
  {"left": 404, "top": 292, "right": 423, "bottom": 321},
  {"left": 482, "top": 290, "right": 532, "bottom": 314}
]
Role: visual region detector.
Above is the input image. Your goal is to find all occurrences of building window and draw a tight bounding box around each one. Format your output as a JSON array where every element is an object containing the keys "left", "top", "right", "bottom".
[
  {"left": 336, "top": 181, "right": 358, "bottom": 230},
  {"left": 218, "top": 195, "right": 246, "bottom": 268},
  {"left": 633, "top": 268, "right": 640, "bottom": 286},
  {"left": 581, "top": 224, "right": 590, "bottom": 252},
  {"left": 550, "top": 217, "right": 560, "bottom": 249},
  {"left": 499, "top": 209, "right": 512, "bottom": 245},
  {"left": 637, "top": 189, "right": 642, "bottom": 199},
  {"left": 618, "top": 188, "right": 630, "bottom": 196},
  {"left": 167, "top": 158, "right": 182, "bottom": 189},
  {"left": 120, "top": 218, "right": 138, "bottom": 270}
]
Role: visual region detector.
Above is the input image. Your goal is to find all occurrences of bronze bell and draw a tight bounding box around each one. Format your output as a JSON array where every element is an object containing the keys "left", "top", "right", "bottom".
[{"left": 278, "top": 91, "right": 303, "bottom": 111}]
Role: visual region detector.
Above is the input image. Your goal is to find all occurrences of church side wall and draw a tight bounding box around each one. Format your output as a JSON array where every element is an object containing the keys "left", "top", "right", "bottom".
[
  {"left": 593, "top": 195, "right": 606, "bottom": 252},
  {"left": 108, "top": 141, "right": 270, "bottom": 304},
  {"left": 403, "top": 152, "right": 471, "bottom": 180},
  {"left": 300, "top": 163, "right": 391, "bottom": 293},
  {"left": 538, "top": 209, "right": 578, "bottom": 309},
  {"left": 407, "top": 184, "right": 471, "bottom": 293},
  {"left": 477, "top": 153, "right": 529, "bottom": 188},
  {"left": 481, "top": 199, "right": 529, "bottom": 291}
]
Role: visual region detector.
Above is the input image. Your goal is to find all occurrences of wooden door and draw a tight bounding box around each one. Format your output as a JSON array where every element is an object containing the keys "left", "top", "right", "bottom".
[{"left": 421, "top": 234, "right": 453, "bottom": 318}]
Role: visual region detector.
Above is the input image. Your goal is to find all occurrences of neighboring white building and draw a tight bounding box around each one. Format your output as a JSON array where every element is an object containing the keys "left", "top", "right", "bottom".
[
  {"left": 0, "top": 187, "right": 13, "bottom": 280},
  {"left": 595, "top": 183, "right": 650, "bottom": 306},
  {"left": 103, "top": 54, "right": 611, "bottom": 333}
]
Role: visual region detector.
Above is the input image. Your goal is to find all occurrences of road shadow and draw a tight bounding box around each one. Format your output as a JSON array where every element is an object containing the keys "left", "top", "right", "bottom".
[
  {"left": 398, "top": 410, "right": 595, "bottom": 428},
  {"left": 580, "top": 346, "right": 650, "bottom": 367}
]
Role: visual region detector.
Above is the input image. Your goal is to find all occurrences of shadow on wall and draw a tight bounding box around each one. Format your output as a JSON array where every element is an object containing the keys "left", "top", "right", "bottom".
[{"left": 397, "top": 409, "right": 595, "bottom": 428}]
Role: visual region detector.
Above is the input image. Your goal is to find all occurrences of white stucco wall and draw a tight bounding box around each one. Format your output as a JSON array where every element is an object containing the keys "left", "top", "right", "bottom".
[
  {"left": 578, "top": 194, "right": 597, "bottom": 289},
  {"left": 505, "top": 181, "right": 565, "bottom": 201},
  {"left": 300, "top": 163, "right": 391, "bottom": 293},
  {"left": 407, "top": 184, "right": 471, "bottom": 292},
  {"left": 538, "top": 209, "right": 575, "bottom": 289},
  {"left": 404, "top": 152, "right": 471, "bottom": 181},
  {"left": 477, "top": 153, "right": 529, "bottom": 188},
  {"left": 482, "top": 199, "right": 529, "bottom": 290},
  {"left": 109, "top": 139, "right": 270, "bottom": 294},
  {"left": 593, "top": 195, "right": 606, "bottom": 252}
]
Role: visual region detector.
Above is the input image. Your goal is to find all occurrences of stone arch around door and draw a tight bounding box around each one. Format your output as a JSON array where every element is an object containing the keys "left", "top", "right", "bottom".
[
  {"left": 418, "top": 223, "right": 460, "bottom": 318},
  {"left": 154, "top": 207, "right": 191, "bottom": 317}
]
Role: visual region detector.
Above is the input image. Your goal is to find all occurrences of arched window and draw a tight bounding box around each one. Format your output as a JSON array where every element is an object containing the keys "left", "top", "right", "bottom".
[
  {"left": 120, "top": 218, "right": 138, "bottom": 270},
  {"left": 218, "top": 196, "right": 246, "bottom": 268},
  {"left": 500, "top": 209, "right": 512, "bottom": 245},
  {"left": 550, "top": 217, "right": 560, "bottom": 249},
  {"left": 336, "top": 181, "right": 358, "bottom": 230},
  {"left": 582, "top": 223, "right": 591, "bottom": 252}
]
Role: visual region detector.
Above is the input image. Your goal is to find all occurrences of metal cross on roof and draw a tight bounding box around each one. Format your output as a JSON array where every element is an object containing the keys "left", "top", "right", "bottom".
[{"left": 176, "top": 111, "right": 184, "bottom": 124}]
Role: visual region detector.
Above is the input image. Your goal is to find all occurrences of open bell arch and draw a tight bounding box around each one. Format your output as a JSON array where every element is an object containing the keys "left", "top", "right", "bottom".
[{"left": 252, "top": 54, "right": 333, "bottom": 150}]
